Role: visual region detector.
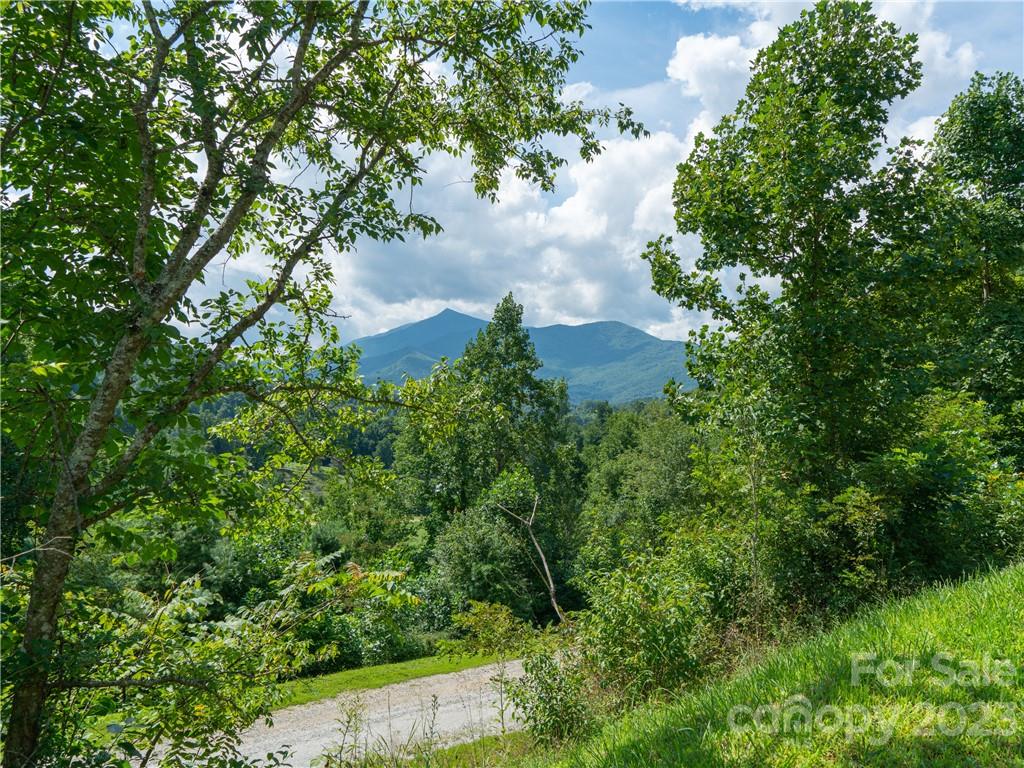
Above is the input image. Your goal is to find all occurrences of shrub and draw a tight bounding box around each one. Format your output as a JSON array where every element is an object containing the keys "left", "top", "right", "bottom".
[
  {"left": 764, "top": 391, "right": 1024, "bottom": 615},
  {"left": 437, "top": 601, "right": 592, "bottom": 743},
  {"left": 439, "top": 600, "right": 535, "bottom": 658},
  {"left": 669, "top": 527, "right": 766, "bottom": 631},
  {"left": 509, "top": 649, "right": 593, "bottom": 743},
  {"left": 429, "top": 505, "right": 534, "bottom": 618},
  {"left": 407, "top": 571, "right": 463, "bottom": 632},
  {"left": 770, "top": 485, "right": 896, "bottom": 615},
  {"left": 292, "top": 573, "right": 432, "bottom": 676},
  {"left": 354, "top": 600, "right": 431, "bottom": 666},
  {"left": 578, "top": 554, "right": 710, "bottom": 702},
  {"left": 864, "top": 390, "right": 1024, "bottom": 583},
  {"left": 293, "top": 610, "right": 364, "bottom": 675}
]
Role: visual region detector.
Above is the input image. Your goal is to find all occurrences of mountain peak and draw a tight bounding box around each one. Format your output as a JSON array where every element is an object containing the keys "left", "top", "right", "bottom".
[
  {"left": 353, "top": 310, "right": 691, "bottom": 403},
  {"left": 434, "top": 307, "right": 481, "bottom": 320}
]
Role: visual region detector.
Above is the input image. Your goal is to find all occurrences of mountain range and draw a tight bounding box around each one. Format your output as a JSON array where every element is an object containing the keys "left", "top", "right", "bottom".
[{"left": 350, "top": 309, "right": 691, "bottom": 403}]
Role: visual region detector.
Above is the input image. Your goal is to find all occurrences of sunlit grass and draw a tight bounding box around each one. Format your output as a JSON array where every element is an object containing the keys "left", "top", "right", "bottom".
[
  {"left": 514, "top": 565, "right": 1024, "bottom": 767},
  {"left": 276, "top": 653, "right": 498, "bottom": 709}
]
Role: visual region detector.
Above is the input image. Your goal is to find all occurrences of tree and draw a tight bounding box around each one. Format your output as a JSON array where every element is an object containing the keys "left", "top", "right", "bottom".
[
  {"left": 930, "top": 72, "right": 1024, "bottom": 462},
  {"left": 431, "top": 500, "right": 534, "bottom": 618},
  {"left": 643, "top": 2, "right": 1024, "bottom": 612},
  {"left": 459, "top": 293, "right": 574, "bottom": 488},
  {"left": 395, "top": 294, "right": 579, "bottom": 528},
  {"left": 0, "top": 2, "right": 640, "bottom": 762},
  {"left": 644, "top": 0, "right": 926, "bottom": 490},
  {"left": 394, "top": 294, "right": 583, "bottom": 618}
]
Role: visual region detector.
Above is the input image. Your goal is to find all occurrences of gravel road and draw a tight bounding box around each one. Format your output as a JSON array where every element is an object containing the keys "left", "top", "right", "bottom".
[{"left": 237, "top": 660, "right": 524, "bottom": 767}]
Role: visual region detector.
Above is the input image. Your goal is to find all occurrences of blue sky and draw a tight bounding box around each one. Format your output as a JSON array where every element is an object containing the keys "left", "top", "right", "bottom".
[{"left": 294, "top": 1, "right": 1024, "bottom": 341}]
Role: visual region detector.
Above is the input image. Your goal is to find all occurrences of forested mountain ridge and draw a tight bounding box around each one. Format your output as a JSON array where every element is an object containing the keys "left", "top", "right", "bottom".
[{"left": 352, "top": 309, "right": 691, "bottom": 403}]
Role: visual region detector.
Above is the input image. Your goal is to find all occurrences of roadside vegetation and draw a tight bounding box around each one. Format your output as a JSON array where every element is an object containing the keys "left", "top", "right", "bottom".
[
  {"left": 308, "top": 566, "right": 1024, "bottom": 767},
  {"left": 520, "top": 565, "right": 1024, "bottom": 768}
]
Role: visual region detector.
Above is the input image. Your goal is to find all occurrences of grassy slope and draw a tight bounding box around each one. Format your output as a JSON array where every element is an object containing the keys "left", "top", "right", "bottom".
[
  {"left": 529, "top": 565, "right": 1024, "bottom": 768},
  {"left": 275, "top": 653, "right": 497, "bottom": 709}
]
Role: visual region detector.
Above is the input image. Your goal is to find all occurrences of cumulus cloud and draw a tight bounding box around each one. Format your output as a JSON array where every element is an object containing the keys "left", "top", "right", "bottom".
[
  {"left": 667, "top": 33, "right": 757, "bottom": 115},
  {"left": 560, "top": 80, "right": 597, "bottom": 103},
  {"left": 324, "top": 131, "right": 694, "bottom": 339},
  {"left": 876, "top": 1, "right": 981, "bottom": 143},
  {"left": 674, "top": 0, "right": 806, "bottom": 45},
  {"left": 905, "top": 114, "right": 940, "bottom": 144},
  {"left": 877, "top": 0, "right": 979, "bottom": 85},
  {"left": 212, "top": 1, "right": 1016, "bottom": 346}
]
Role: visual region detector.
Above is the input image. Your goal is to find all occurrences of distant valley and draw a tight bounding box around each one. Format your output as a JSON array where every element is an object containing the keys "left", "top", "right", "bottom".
[{"left": 349, "top": 308, "right": 691, "bottom": 403}]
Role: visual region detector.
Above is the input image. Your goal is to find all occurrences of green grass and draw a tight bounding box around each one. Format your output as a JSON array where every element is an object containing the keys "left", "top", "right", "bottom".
[
  {"left": 428, "top": 732, "right": 536, "bottom": 767},
  {"left": 275, "top": 653, "right": 498, "bottom": 709},
  {"left": 520, "top": 565, "right": 1024, "bottom": 768}
]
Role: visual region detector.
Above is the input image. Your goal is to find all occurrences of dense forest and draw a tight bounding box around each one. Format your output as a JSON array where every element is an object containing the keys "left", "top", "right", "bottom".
[{"left": 1, "top": 1, "right": 1022, "bottom": 767}]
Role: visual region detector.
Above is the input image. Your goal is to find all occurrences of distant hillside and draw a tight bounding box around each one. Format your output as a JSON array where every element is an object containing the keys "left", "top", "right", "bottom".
[{"left": 350, "top": 308, "right": 691, "bottom": 403}]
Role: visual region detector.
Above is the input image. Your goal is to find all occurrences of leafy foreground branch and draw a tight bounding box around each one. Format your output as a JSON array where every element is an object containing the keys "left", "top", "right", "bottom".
[{"left": 2, "top": 552, "right": 417, "bottom": 766}]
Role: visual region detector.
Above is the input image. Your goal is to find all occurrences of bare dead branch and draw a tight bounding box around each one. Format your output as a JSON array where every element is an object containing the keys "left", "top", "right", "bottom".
[{"left": 496, "top": 495, "right": 566, "bottom": 622}]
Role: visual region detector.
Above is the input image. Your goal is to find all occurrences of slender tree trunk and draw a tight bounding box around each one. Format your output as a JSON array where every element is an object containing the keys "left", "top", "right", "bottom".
[
  {"left": 527, "top": 524, "right": 566, "bottom": 623},
  {"left": 4, "top": 331, "right": 146, "bottom": 768},
  {"left": 3, "top": 496, "right": 80, "bottom": 768},
  {"left": 498, "top": 495, "right": 566, "bottom": 623}
]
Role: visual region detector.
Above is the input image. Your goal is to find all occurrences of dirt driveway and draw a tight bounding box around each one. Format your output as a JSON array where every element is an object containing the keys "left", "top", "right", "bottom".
[{"left": 237, "top": 660, "right": 524, "bottom": 767}]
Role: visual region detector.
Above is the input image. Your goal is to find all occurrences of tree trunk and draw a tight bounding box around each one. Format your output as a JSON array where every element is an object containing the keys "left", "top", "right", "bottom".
[
  {"left": 526, "top": 525, "right": 566, "bottom": 623},
  {"left": 3, "top": 493, "right": 80, "bottom": 767},
  {"left": 3, "top": 330, "right": 146, "bottom": 767}
]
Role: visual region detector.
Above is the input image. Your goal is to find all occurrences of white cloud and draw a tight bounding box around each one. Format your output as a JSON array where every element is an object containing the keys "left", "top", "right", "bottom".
[
  {"left": 675, "top": 0, "right": 807, "bottom": 44},
  {"left": 668, "top": 0, "right": 990, "bottom": 156},
  {"left": 557, "top": 78, "right": 697, "bottom": 136},
  {"left": 876, "top": 1, "right": 980, "bottom": 142},
  {"left": 667, "top": 33, "right": 756, "bottom": 115},
  {"left": 906, "top": 114, "right": 939, "bottom": 143},
  {"left": 633, "top": 180, "right": 676, "bottom": 235},
  {"left": 877, "top": 2, "right": 978, "bottom": 81},
  {"left": 560, "top": 81, "right": 596, "bottom": 103},
  {"left": 210, "top": 0, "right": 1016, "bottom": 346},
  {"left": 495, "top": 169, "right": 542, "bottom": 210},
  {"left": 682, "top": 108, "right": 716, "bottom": 151},
  {"left": 547, "top": 132, "right": 685, "bottom": 242}
]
